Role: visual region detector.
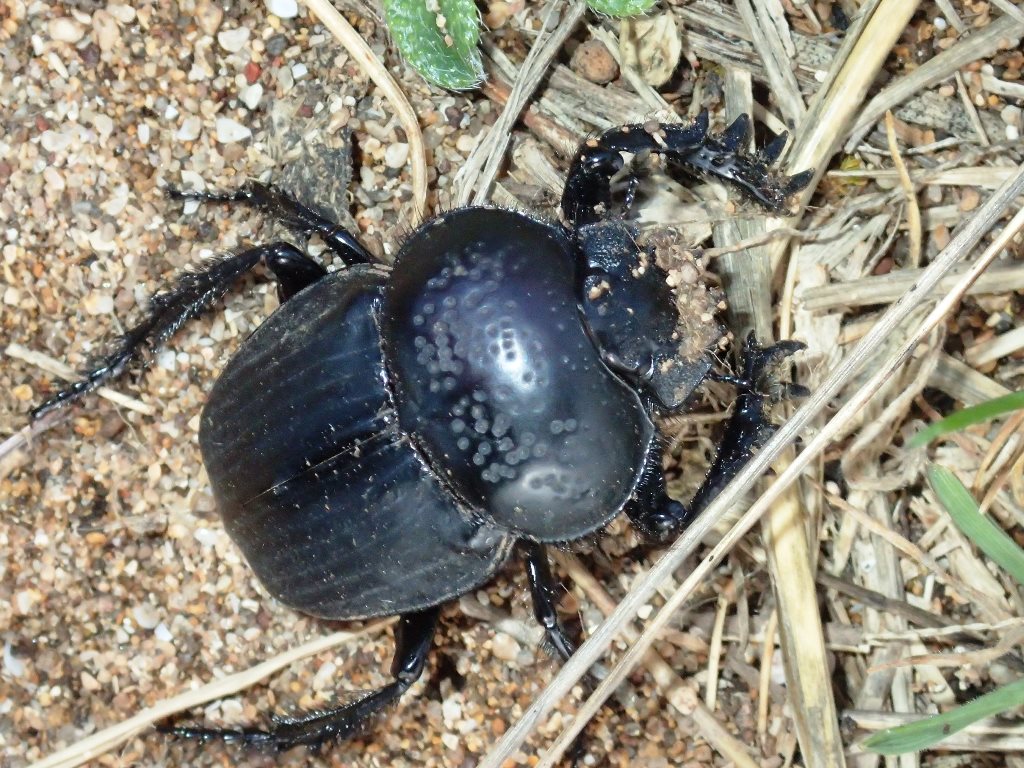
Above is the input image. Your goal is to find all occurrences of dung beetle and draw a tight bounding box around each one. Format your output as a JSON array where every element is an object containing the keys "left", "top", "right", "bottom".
[{"left": 31, "top": 112, "right": 810, "bottom": 749}]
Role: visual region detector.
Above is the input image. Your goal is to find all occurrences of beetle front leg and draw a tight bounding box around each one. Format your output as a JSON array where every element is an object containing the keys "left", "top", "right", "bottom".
[
  {"left": 627, "top": 335, "right": 806, "bottom": 542},
  {"left": 161, "top": 607, "right": 441, "bottom": 750},
  {"left": 169, "top": 181, "right": 373, "bottom": 266},
  {"left": 31, "top": 242, "right": 324, "bottom": 419},
  {"left": 561, "top": 111, "right": 811, "bottom": 227}
]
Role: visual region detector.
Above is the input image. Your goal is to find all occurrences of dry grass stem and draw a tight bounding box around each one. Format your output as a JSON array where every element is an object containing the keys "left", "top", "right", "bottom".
[
  {"left": 845, "top": 710, "right": 1024, "bottom": 751},
  {"left": 5, "top": 343, "right": 153, "bottom": 415},
  {"left": 884, "top": 112, "right": 923, "bottom": 267},
  {"left": 845, "top": 13, "right": 1024, "bottom": 150},
  {"left": 456, "top": 0, "right": 587, "bottom": 206},
  {"left": 27, "top": 620, "right": 394, "bottom": 768},
  {"left": 828, "top": 166, "right": 1021, "bottom": 187},
  {"left": 548, "top": 553, "right": 761, "bottom": 768},
  {"left": 302, "top": 0, "right": 428, "bottom": 219},
  {"left": 734, "top": 0, "right": 805, "bottom": 124},
  {"left": 798, "top": 264, "right": 1024, "bottom": 311}
]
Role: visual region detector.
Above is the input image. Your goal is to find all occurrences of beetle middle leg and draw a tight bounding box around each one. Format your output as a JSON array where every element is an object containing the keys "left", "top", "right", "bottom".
[
  {"left": 31, "top": 242, "right": 324, "bottom": 420},
  {"left": 168, "top": 181, "right": 373, "bottom": 266},
  {"left": 161, "top": 606, "right": 441, "bottom": 749}
]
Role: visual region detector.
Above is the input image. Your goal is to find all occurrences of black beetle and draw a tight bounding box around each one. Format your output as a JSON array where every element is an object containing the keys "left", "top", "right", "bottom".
[{"left": 31, "top": 112, "right": 810, "bottom": 749}]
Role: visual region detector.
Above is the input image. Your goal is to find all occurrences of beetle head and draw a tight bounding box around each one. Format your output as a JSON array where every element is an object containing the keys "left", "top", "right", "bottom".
[{"left": 577, "top": 221, "right": 715, "bottom": 410}]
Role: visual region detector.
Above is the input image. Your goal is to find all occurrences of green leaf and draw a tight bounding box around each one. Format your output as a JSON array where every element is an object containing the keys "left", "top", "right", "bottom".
[
  {"left": 908, "top": 390, "right": 1024, "bottom": 449},
  {"left": 862, "top": 676, "right": 1024, "bottom": 754},
  {"left": 587, "top": 0, "right": 658, "bottom": 16},
  {"left": 927, "top": 465, "right": 1024, "bottom": 586},
  {"left": 383, "top": 0, "right": 483, "bottom": 90}
]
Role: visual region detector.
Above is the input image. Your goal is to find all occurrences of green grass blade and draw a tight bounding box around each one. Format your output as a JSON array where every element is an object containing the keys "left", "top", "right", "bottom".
[
  {"left": 862, "top": 676, "right": 1024, "bottom": 754},
  {"left": 383, "top": 0, "right": 483, "bottom": 90},
  {"left": 928, "top": 465, "right": 1024, "bottom": 586},
  {"left": 587, "top": 0, "right": 657, "bottom": 15},
  {"left": 908, "top": 390, "right": 1024, "bottom": 448}
]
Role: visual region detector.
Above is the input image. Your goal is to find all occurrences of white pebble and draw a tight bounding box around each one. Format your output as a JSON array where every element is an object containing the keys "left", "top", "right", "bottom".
[
  {"left": 217, "top": 27, "right": 250, "bottom": 53},
  {"left": 384, "top": 142, "right": 410, "bottom": 169},
  {"left": 194, "top": 527, "right": 219, "bottom": 548},
  {"left": 441, "top": 696, "right": 461, "bottom": 724},
  {"left": 154, "top": 622, "right": 174, "bottom": 642},
  {"left": 933, "top": 16, "right": 947, "bottom": 30},
  {"left": 157, "top": 349, "right": 177, "bottom": 370},
  {"left": 490, "top": 632, "right": 520, "bottom": 662},
  {"left": 92, "top": 9, "right": 120, "bottom": 52},
  {"left": 40, "top": 130, "right": 71, "bottom": 153},
  {"left": 266, "top": 0, "right": 299, "bottom": 19},
  {"left": 311, "top": 661, "right": 337, "bottom": 691},
  {"left": 1001, "top": 104, "right": 1022, "bottom": 127},
  {"left": 4, "top": 641, "right": 26, "bottom": 678},
  {"left": 176, "top": 115, "right": 202, "bottom": 141},
  {"left": 215, "top": 116, "right": 252, "bottom": 143},
  {"left": 1008, "top": 125, "right": 1020, "bottom": 141},
  {"left": 132, "top": 603, "right": 161, "bottom": 630},
  {"left": 291, "top": 62, "right": 308, "bottom": 80},
  {"left": 83, "top": 290, "right": 114, "bottom": 315},
  {"left": 48, "top": 17, "right": 85, "bottom": 43},
  {"left": 92, "top": 113, "right": 114, "bottom": 140},
  {"left": 179, "top": 169, "right": 207, "bottom": 191},
  {"left": 137, "top": 122, "right": 150, "bottom": 145},
  {"left": 240, "top": 83, "right": 263, "bottom": 110},
  {"left": 107, "top": 4, "right": 136, "bottom": 23},
  {"left": 441, "top": 733, "right": 460, "bottom": 750}
]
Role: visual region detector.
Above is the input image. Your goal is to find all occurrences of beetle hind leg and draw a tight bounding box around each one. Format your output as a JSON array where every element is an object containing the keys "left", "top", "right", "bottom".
[
  {"left": 31, "top": 243, "right": 324, "bottom": 420},
  {"left": 160, "top": 607, "right": 440, "bottom": 750}
]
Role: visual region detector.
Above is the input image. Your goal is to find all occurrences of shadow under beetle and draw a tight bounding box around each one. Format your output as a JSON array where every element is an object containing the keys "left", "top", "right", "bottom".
[{"left": 32, "top": 112, "right": 811, "bottom": 749}]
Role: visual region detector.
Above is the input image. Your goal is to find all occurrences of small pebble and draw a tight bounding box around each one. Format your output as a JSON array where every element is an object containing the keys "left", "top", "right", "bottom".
[
  {"left": 292, "top": 62, "right": 308, "bottom": 80},
  {"left": 570, "top": 40, "right": 619, "bottom": 85},
  {"left": 217, "top": 27, "right": 250, "bottom": 53},
  {"left": 83, "top": 290, "right": 114, "bottom": 315},
  {"left": 176, "top": 115, "right": 202, "bottom": 141},
  {"left": 266, "top": 34, "right": 288, "bottom": 56},
  {"left": 48, "top": 17, "right": 85, "bottom": 43},
  {"left": 266, "top": 0, "right": 299, "bottom": 19},
  {"left": 215, "top": 117, "right": 252, "bottom": 143},
  {"left": 40, "top": 130, "right": 72, "bottom": 153},
  {"left": 132, "top": 604, "right": 161, "bottom": 630},
  {"left": 92, "top": 9, "right": 120, "bottom": 52},
  {"left": 385, "top": 142, "right": 410, "bottom": 169},
  {"left": 240, "top": 83, "right": 263, "bottom": 110},
  {"left": 490, "top": 632, "right": 520, "bottom": 662},
  {"left": 195, "top": 0, "right": 223, "bottom": 35},
  {"left": 441, "top": 733, "right": 460, "bottom": 751}
]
